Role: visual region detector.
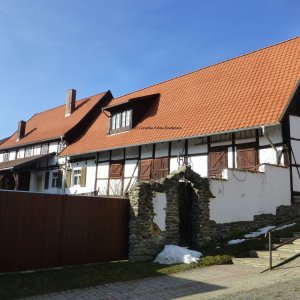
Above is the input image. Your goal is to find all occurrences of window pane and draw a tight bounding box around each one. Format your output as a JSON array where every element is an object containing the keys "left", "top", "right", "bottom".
[
  {"left": 121, "top": 111, "right": 126, "bottom": 128},
  {"left": 111, "top": 115, "right": 116, "bottom": 130},
  {"left": 125, "top": 110, "right": 131, "bottom": 127},
  {"left": 116, "top": 113, "right": 121, "bottom": 129}
]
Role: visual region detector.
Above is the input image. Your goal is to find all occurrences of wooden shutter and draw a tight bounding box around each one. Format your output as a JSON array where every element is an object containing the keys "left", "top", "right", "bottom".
[
  {"left": 161, "top": 157, "right": 170, "bottom": 177},
  {"left": 44, "top": 171, "right": 49, "bottom": 190},
  {"left": 80, "top": 166, "right": 87, "bottom": 187},
  {"left": 152, "top": 158, "right": 170, "bottom": 180},
  {"left": 237, "top": 143, "right": 258, "bottom": 170},
  {"left": 57, "top": 170, "right": 63, "bottom": 188},
  {"left": 110, "top": 162, "right": 123, "bottom": 179},
  {"left": 208, "top": 147, "right": 228, "bottom": 177},
  {"left": 65, "top": 170, "right": 72, "bottom": 188},
  {"left": 139, "top": 159, "right": 152, "bottom": 181}
]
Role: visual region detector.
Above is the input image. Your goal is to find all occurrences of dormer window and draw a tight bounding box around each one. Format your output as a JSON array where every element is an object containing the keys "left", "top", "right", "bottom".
[{"left": 110, "top": 109, "right": 132, "bottom": 134}]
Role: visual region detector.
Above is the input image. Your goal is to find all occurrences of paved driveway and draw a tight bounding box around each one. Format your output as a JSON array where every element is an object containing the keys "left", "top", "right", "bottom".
[{"left": 26, "top": 257, "right": 300, "bottom": 299}]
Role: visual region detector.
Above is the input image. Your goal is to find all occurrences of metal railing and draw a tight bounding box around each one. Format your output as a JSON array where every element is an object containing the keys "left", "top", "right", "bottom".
[{"left": 265, "top": 216, "right": 300, "bottom": 270}]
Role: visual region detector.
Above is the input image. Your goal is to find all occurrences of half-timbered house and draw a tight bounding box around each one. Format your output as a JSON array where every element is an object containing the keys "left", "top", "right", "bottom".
[
  {"left": 0, "top": 90, "right": 112, "bottom": 192},
  {"left": 58, "top": 37, "right": 300, "bottom": 206}
]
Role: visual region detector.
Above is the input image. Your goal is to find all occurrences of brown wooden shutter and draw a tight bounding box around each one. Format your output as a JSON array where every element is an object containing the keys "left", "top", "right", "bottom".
[
  {"left": 110, "top": 162, "right": 123, "bottom": 179},
  {"left": 57, "top": 170, "right": 63, "bottom": 188},
  {"left": 236, "top": 143, "right": 258, "bottom": 170},
  {"left": 208, "top": 147, "right": 228, "bottom": 177},
  {"left": 152, "top": 158, "right": 170, "bottom": 180},
  {"left": 161, "top": 157, "right": 170, "bottom": 177},
  {"left": 44, "top": 171, "right": 49, "bottom": 190},
  {"left": 80, "top": 166, "right": 87, "bottom": 187},
  {"left": 152, "top": 158, "right": 162, "bottom": 180},
  {"left": 139, "top": 159, "right": 152, "bottom": 181},
  {"left": 65, "top": 170, "right": 72, "bottom": 188}
]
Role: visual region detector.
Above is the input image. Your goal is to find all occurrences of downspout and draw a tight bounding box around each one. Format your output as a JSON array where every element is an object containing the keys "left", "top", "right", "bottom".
[{"left": 261, "top": 126, "right": 279, "bottom": 164}]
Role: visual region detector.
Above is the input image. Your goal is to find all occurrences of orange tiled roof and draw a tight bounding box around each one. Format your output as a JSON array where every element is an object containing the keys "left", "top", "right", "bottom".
[
  {"left": 0, "top": 92, "right": 109, "bottom": 150},
  {"left": 61, "top": 37, "right": 300, "bottom": 156}
]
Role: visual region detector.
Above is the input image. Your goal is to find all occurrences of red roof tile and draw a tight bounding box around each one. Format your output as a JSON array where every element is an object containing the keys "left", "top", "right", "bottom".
[
  {"left": 0, "top": 92, "right": 109, "bottom": 150},
  {"left": 62, "top": 37, "right": 300, "bottom": 156}
]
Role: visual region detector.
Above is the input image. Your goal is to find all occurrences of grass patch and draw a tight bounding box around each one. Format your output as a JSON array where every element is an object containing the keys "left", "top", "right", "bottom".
[{"left": 0, "top": 255, "right": 231, "bottom": 299}]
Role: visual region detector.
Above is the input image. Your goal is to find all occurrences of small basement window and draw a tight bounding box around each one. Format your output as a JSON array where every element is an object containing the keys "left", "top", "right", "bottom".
[{"left": 110, "top": 109, "right": 132, "bottom": 134}]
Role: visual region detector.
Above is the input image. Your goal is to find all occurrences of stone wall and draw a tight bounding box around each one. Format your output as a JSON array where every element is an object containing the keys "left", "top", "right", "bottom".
[
  {"left": 128, "top": 165, "right": 300, "bottom": 262},
  {"left": 128, "top": 166, "right": 213, "bottom": 261}
]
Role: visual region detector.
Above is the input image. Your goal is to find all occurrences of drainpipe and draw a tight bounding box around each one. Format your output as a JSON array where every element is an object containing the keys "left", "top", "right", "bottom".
[{"left": 261, "top": 126, "right": 279, "bottom": 164}]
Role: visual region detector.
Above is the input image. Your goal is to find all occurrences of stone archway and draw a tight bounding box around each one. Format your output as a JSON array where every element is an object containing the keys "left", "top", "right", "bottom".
[{"left": 128, "top": 165, "right": 214, "bottom": 262}]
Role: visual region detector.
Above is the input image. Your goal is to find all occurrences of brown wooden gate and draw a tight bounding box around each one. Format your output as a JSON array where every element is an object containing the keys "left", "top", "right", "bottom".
[{"left": 0, "top": 191, "right": 129, "bottom": 273}]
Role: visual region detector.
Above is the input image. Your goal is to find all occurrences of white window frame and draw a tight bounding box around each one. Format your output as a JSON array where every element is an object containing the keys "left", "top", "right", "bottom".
[
  {"left": 52, "top": 171, "right": 58, "bottom": 188},
  {"left": 110, "top": 109, "right": 132, "bottom": 134},
  {"left": 73, "top": 169, "right": 81, "bottom": 186},
  {"left": 41, "top": 143, "right": 49, "bottom": 154},
  {"left": 58, "top": 141, "right": 66, "bottom": 153},
  {"left": 25, "top": 147, "right": 33, "bottom": 157},
  {"left": 3, "top": 152, "right": 9, "bottom": 162}
]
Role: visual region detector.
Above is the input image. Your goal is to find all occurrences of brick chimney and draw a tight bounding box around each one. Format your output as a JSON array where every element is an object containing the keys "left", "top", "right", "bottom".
[
  {"left": 65, "top": 89, "right": 76, "bottom": 117},
  {"left": 17, "top": 120, "right": 26, "bottom": 141}
]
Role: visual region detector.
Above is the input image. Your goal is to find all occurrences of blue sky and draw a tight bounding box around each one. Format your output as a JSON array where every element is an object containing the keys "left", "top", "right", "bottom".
[{"left": 0, "top": 0, "right": 299, "bottom": 139}]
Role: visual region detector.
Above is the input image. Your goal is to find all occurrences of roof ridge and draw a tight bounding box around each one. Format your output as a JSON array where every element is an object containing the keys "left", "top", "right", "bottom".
[{"left": 112, "top": 36, "right": 300, "bottom": 101}]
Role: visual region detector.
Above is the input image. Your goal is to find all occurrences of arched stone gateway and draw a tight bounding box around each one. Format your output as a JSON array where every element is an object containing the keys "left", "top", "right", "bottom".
[
  {"left": 128, "top": 165, "right": 214, "bottom": 262},
  {"left": 128, "top": 165, "right": 300, "bottom": 262}
]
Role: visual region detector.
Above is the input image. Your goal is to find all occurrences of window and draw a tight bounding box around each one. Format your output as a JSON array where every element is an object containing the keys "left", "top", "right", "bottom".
[
  {"left": 72, "top": 168, "right": 86, "bottom": 187},
  {"left": 58, "top": 141, "right": 66, "bottom": 153},
  {"left": 25, "top": 147, "right": 33, "bottom": 157},
  {"left": 73, "top": 169, "right": 81, "bottom": 186},
  {"left": 110, "top": 109, "right": 132, "bottom": 134},
  {"left": 3, "top": 153, "right": 9, "bottom": 162},
  {"left": 41, "top": 143, "right": 49, "bottom": 154},
  {"left": 52, "top": 172, "right": 58, "bottom": 188},
  {"left": 208, "top": 146, "right": 228, "bottom": 177},
  {"left": 109, "top": 162, "right": 123, "bottom": 179}
]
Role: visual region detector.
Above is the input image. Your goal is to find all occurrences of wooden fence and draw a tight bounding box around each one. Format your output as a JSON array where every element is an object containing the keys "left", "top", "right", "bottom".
[{"left": 0, "top": 191, "right": 129, "bottom": 273}]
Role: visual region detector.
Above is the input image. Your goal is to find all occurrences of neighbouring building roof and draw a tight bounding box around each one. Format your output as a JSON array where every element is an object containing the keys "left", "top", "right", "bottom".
[
  {"left": 0, "top": 92, "right": 110, "bottom": 151},
  {"left": 0, "top": 153, "right": 55, "bottom": 171},
  {"left": 0, "top": 137, "right": 9, "bottom": 145},
  {"left": 64, "top": 37, "right": 300, "bottom": 156}
]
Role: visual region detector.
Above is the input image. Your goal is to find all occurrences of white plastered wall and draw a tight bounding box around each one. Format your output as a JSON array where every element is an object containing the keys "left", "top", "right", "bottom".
[
  {"left": 210, "top": 164, "right": 291, "bottom": 223},
  {"left": 65, "top": 159, "right": 97, "bottom": 195},
  {"left": 17, "top": 148, "right": 25, "bottom": 159},
  {"left": 152, "top": 192, "right": 167, "bottom": 231},
  {"left": 124, "top": 159, "right": 139, "bottom": 193}
]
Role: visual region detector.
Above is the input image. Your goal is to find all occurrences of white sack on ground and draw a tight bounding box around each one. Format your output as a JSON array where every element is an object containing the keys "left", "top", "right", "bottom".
[{"left": 154, "top": 245, "right": 203, "bottom": 265}]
